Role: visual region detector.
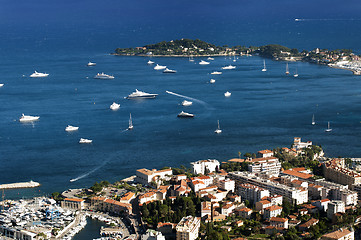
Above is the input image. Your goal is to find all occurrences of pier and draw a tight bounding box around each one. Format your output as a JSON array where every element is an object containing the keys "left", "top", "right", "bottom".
[{"left": 0, "top": 181, "right": 40, "bottom": 190}]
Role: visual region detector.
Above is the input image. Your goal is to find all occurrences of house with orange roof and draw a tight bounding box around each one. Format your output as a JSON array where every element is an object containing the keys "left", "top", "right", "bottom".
[
  {"left": 270, "top": 217, "right": 288, "bottom": 229},
  {"left": 136, "top": 168, "right": 173, "bottom": 186},
  {"left": 218, "top": 178, "right": 235, "bottom": 192},
  {"left": 190, "top": 179, "right": 206, "bottom": 192},
  {"left": 171, "top": 179, "right": 191, "bottom": 197},
  {"left": 281, "top": 169, "right": 314, "bottom": 180},
  {"left": 257, "top": 149, "right": 274, "bottom": 158},
  {"left": 308, "top": 183, "right": 323, "bottom": 199},
  {"left": 238, "top": 207, "right": 253, "bottom": 219},
  {"left": 201, "top": 201, "right": 212, "bottom": 218},
  {"left": 255, "top": 200, "right": 272, "bottom": 213},
  {"left": 263, "top": 205, "right": 282, "bottom": 219},
  {"left": 262, "top": 195, "right": 283, "bottom": 206},
  {"left": 312, "top": 198, "right": 330, "bottom": 212},
  {"left": 321, "top": 228, "right": 354, "bottom": 240},
  {"left": 61, "top": 198, "right": 85, "bottom": 210},
  {"left": 298, "top": 218, "right": 319, "bottom": 232},
  {"left": 119, "top": 191, "right": 135, "bottom": 204},
  {"left": 90, "top": 197, "right": 132, "bottom": 215},
  {"left": 192, "top": 175, "right": 213, "bottom": 186},
  {"left": 221, "top": 203, "right": 235, "bottom": 216}
]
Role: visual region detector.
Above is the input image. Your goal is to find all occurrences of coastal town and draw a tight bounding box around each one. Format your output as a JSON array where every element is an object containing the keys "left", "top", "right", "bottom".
[
  {"left": 114, "top": 39, "right": 361, "bottom": 75},
  {"left": 2, "top": 137, "right": 361, "bottom": 239}
]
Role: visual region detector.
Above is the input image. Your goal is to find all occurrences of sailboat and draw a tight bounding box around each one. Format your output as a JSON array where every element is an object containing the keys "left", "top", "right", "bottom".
[
  {"left": 128, "top": 113, "right": 133, "bottom": 130},
  {"left": 293, "top": 68, "right": 299, "bottom": 77},
  {"left": 262, "top": 60, "right": 267, "bottom": 72},
  {"left": 214, "top": 120, "right": 222, "bottom": 134},
  {"left": 325, "top": 122, "right": 332, "bottom": 132},
  {"left": 285, "top": 63, "right": 289, "bottom": 75},
  {"left": 312, "top": 114, "right": 316, "bottom": 125},
  {"left": 189, "top": 56, "right": 194, "bottom": 62},
  {"left": 233, "top": 56, "right": 236, "bottom": 62}
]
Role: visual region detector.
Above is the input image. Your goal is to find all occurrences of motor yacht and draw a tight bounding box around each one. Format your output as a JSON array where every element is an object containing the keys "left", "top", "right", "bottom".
[
  {"left": 224, "top": 91, "right": 231, "bottom": 97},
  {"left": 177, "top": 111, "right": 194, "bottom": 118},
  {"left": 79, "top": 138, "right": 92, "bottom": 144},
  {"left": 110, "top": 102, "right": 120, "bottom": 110},
  {"left": 65, "top": 125, "right": 79, "bottom": 132},
  {"left": 207, "top": 57, "right": 214, "bottom": 60},
  {"left": 94, "top": 73, "right": 114, "bottom": 79},
  {"left": 30, "top": 71, "right": 49, "bottom": 78},
  {"left": 211, "top": 71, "right": 222, "bottom": 75},
  {"left": 154, "top": 64, "right": 167, "bottom": 70},
  {"left": 182, "top": 100, "right": 193, "bottom": 106},
  {"left": 199, "top": 60, "right": 210, "bottom": 65},
  {"left": 147, "top": 60, "right": 155, "bottom": 64},
  {"left": 222, "top": 65, "right": 236, "bottom": 70},
  {"left": 19, "top": 114, "right": 40, "bottom": 122},
  {"left": 87, "top": 62, "right": 96, "bottom": 66},
  {"left": 210, "top": 79, "right": 216, "bottom": 84},
  {"left": 126, "top": 89, "right": 158, "bottom": 99},
  {"left": 163, "top": 68, "right": 177, "bottom": 73},
  {"left": 0, "top": 84, "right": 4, "bottom": 87}
]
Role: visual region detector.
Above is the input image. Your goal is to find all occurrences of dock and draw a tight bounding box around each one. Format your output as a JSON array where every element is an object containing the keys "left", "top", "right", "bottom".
[{"left": 0, "top": 181, "right": 40, "bottom": 190}]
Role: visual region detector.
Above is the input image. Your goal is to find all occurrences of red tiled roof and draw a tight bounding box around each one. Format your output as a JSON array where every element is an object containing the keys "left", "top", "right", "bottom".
[
  {"left": 64, "top": 198, "right": 84, "bottom": 202},
  {"left": 270, "top": 217, "right": 288, "bottom": 223}
]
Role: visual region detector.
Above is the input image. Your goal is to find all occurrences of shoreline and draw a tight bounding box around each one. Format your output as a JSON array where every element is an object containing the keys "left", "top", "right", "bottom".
[{"left": 111, "top": 53, "right": 236, "bottom": 57}]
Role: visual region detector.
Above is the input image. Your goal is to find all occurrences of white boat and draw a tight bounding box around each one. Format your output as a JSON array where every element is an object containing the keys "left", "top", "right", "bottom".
[
  {"left": 87, "top": 62, "right": 96, "bottom": 66},
  {"left": 177, "top": 111, "right": 194, "bottom": 118},
  {"left": 211, "top": 71, "right": 222, "bottom": 75},
  {"left": 312, "top": 114, "right": 315, "bottom": 125},
  {"left": 126, "top": 89, "right": 158, "bottom": 99},
  {"left": 199, "top": 60, "right": 210, "bottom": 65},
  {"left": 79, "top": 138, "right": 92, "bottom": 144},
  {"left": 293, "top": 68, "right": 299, "bottom": 77},
  {"left": 222, "top": 65, "right": 236, "bottom": 70},
  {"left": 189, "top": 56, "right": 194, "bottom": 62},
  {"left": 214, "top": 120, "right": 222, "bottom": 134},
  {"left": 285, "top": 62, "right": 289, "bottom": 75},
  {"left": 147, "top": 60, "right": 155, "bottom": 65},
  {"left": 30, "top": 71, "right": 49, "bottom": 78},
  {"left": 207, "top": 57, "right": 214, "bottom": 60},
  {"left": 233, "top": 56, "right": 236, "bottom": 62},
  {"left": 325, "top": 122, "right": 332, "bottom": 132},
  {"left": 94, "top": 73, "right": 114, "bottom": 79},
  {"left": 65, "top": 125, "right": 79, "bottom": 132},
  {"left": 154, "top": 64, "right": 167, "bottom": 70},
  {"left": 224, "top": 91, "right": 231, "bottom": 97},
  {"left": 262, "top": 60, "right": 267, "bottom": 72},
  {"left": 19, "top": 114, "right": 40, "bottom": 122},
  {"left": 182, "top": 100, "right": 193, "bottom": 106},
  {"left": 110, "top": 102, "right": 120, "bottom": 110},
  {"left": 210, "top": 79, "right": 216, "bottom": 84},
  {"left": 0, "top": 84, "right": 4, "bottom": 87},
  {"left": 163, "top": 68, "right": 177, "bottom": 73},
  {"left": 128, "top": 113, "right": 133, "bottom": 130}
]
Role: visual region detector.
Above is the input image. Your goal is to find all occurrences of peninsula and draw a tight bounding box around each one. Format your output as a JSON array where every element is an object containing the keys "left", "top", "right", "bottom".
[{"left": 114, "top": 38, "right": 361, "bottom": 75}]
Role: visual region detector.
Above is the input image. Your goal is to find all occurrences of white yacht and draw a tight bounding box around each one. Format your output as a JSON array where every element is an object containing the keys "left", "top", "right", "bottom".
[
  {"left": 262, "top": 60, "right": 267, "bottom": 72},
  {"left": 65, "top": 125, "right": 79, "bottom": 132},
  {"left": 207, "top": 57, "right": 214, "bottom": 60},
  {"left": 182, "top": 100, "right": 193, "bottom": 106},
  {"left": 87, "top": 62, "right": 96, "bottom": 66},
  {"left": 163, "top": 68, "right": 177, "bottom": 73},
  {"left": 325, "top": 122, "right": 332, "bottom": 132},
  {"left": 0, "top": 84, "right": 4, "bottom": 87},
  {"left": 312, "top": 114, "right": 316, "bottom": 125},
  {"left": 154, "top": 64, "right": 167, "bottom": 70},
  {"left": 210, "top": 79, "right": 216, "bottom": 84},
  {"left": 79, "top": 138, "right": 92, "bottom": 144},
  {"left": 199, "top": 60, "right": 210, "bottom": 65},
  {"left": 177, "top": 111, "right": 194, "bottom": 118},
  {"left": 222, "top": 65, "right": 236, "bottom": 70},
  {"left": 110, "top": 102, "right": 120, "bottom": 110},
  {"left": 214, "top": 120, "right": 222, "bottom": 134},
  {"left": 211, "top": 71, "right": 222, "bottom": 75},
  {"left": 30, "top": 71, "right": 49, "bottom": 78},
  {"left": 128, "top": 113, "right": 133, "bottom": 130},
  {"left": 126, "top": 89, "right": 158, "bottom": 99},
  {"left": 19, "top": 114, "right": 40, "bottom": 122},
  {"left": 293, "top": 68, "right": 299, "bottom": 77},
  {"left": 285, "top": 63, "right": 289, "bottom": 75},
  {"left": 94, "top": 73, "right": 114, "bottom": 79},
  {"left": 224, "top": 91, "right": 231, "bottom": 97},
  {"left": 147, "top": 60, "right": 155, "bottom": 65}
]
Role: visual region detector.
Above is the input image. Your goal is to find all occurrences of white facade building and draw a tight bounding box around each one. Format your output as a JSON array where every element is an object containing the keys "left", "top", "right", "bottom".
[
  {"left": 176, "top": 216, "right": 201, "bottom": 240},
  {"left": 191, "top": 159, "right": 220, "bottom": 175},
  {"left": 218, "top": 179, "right": 235, "bottom": 192}
]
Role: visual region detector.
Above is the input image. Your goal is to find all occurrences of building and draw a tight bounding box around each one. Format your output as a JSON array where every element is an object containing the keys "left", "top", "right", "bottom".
[
  {"left": 221, "top": 203, "right": 236, "bottom": 216},
  {"left": 257, "top": 150, "right": 274, "bottom": 158},
  {"left": 248, "top": 157, "right": 282, "bottom": 177},
  {"left": 238, "top": 183, "right": 269, "bottom": 204},
  {"left": 61, "top": 198, "right": 84, "bottom": 210},
  {"left": 91, "top": 197, "right": 132, "bottom": 215},
  {"left": 281, "top": 168, "right": 314, "bottom": 181},
  {"left": 218, "top": 179, "right": 235, "bottom": 192},
  {"left": 327, "top": 201, "right": 345, "bottom": 219},
  {"left": 321, "top": 228, "right": 354, "bottom": 240},
  {"left": 293, "top": 137, "right": 312, "bottom": 150},
  {"left": 176, "top": 216, "right": 201, "bottom": 240},
  {"left": 201, "top": 201, "right": 212, "bottom": 218},
  {"left": 298, "top": 218, "right": 319, "bottom": 232},
  {"left": 136, "top": 168, "right": 173, "bottom": 186},
  {"left": 262, "top": 195, "right": 283, "bottom": 206},
  {"left": 119, "top": 192, "right": 136, "bottom": 204},
  {"left": 141, "top": 229, "right": 166, "bottom": 240},
  {"left": 255, "top": 200, "right": 272, "bottom": 213},
  {"left": 312, "top": 199, "right": 330, "bottom": 212},
  {"left": 238, "top": 207, "right": 252, "bottom": 219},
  {"left": 323, "top": 158, "right": 361, "bottom": 187},
  {"left": 270, "top": 217, "right": 288, "bottom": 229},
  {"left": 191, "top": 159, "right": 220, "bottom": 175},
  {"left": 192, "top": 176, "right": 213, "bottom": 187},
  {"left": 263, "top": 205, "right": 282, "bottom": 219}
]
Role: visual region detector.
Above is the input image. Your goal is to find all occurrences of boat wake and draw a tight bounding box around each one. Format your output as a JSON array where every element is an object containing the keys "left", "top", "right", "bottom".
[
  {"left": 165, "top": 90, "right": 212, "bottom": 109},
  {"left": 70, "top": 161, "right": 108, "bottom": 182},
  {"left": 121, "top": 129, "right": 129, "bottom": 133}
]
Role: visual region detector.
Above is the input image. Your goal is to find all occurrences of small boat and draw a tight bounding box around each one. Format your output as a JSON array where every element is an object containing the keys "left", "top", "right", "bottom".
[
  {"left": 293, "top": 68, "right": 299, "bottom": 77},
  {"left": 222, "top": 65, "right": 236, "bottom": 70},
  {"left": 147, "top": 60, "right": 155, "bottom": 65},
  {"left": 182, "top": 100, "right": 193, "bottom": 106},
  {"left": 79, "top": 138, "right": 92, "bottom": 144},
  {"left": 87, "top": 62, "right": 96, "bottom": 66},
  {"left": 94, "top": 73, "right": 114, "bottom": 79},
  {"left": 199, "top": 60, "right": 210, "bottom": 65},
  {"left": 154, "top": 64, "right": 167, "bottom": 70},
  {"left": 163, "top": 68, "right": 177, "bottom": 73},
  {"left": 30, "top": 71, "right": 49, "bottom": 78},
  {"left": 262, "top": 60, "right": 267, "bottom": 72},
  {"left": 224, "top": 91, "right": 231, "bottom": 97},
  {"left": 214, "top": 120, "right": 222, "bottom": 134},
  {"left": 325, "top": 122, "right": 332, "bottom": 132},
  {"left": 126, "top": 89, "right": 158, "bottom": 99},
  {"left": 312, "top": 114, "right": 315, "bottom": 125},
  {"left": 110, "top": 102, "right": 120, "bottom": 110},
  {"left": 210, "top": 79, "right": 216, "bottom": 84},
  {"left": 19, "top": 114, "right": 40, "bottom": 122},
  {"left": 211, "top": 71, "right": 222, "bottom": 75},
  {"left": 0, "top": 84, "right": 4, "bottom": 87},
  {"left": 233, "top": 56, "right": 236, "bottom": 62},
  {"left": 189, "top": 56, "right": 194, "bottom": 62},
  {"left": 128, "top": 113, "right": 133, "bottom": 130},
  {"left": 285, "top": 62, "right": 289, "bottom": 75},
  {"left": 65, "top": 125, "right": 79, "bottom": 132},
  {"left": 207, "top": 57, "right": 214, "bottom": 60},
  {"left": 178, "top": 111, "right": 194, "bottom": 118}
]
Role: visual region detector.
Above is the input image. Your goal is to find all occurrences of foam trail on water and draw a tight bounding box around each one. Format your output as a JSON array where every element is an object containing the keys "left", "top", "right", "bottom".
[
  {"left": 166, "top": 90, "right": 212, "bottom": 109},
  {"left": 70, "top": 161, "right": 108, "bottom": 182}
]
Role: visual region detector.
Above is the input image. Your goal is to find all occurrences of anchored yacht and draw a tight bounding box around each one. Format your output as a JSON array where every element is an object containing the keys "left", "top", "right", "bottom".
[
  {"left": 126, "top": 89, "right": 158, "bottom": 99},
  {"left": 182, "top": 100, "right": 193, "bottom": 106},
  {"left": 147, "top": 60, "right": 155, "bottom": 65},
  {"left": 154, "top": 64, "right": 167, "bottom": 70},
  {"left": 94, "top": 73, "right": 114, "bottom": 79},
  {"left": 110, "top": 102, "right": 120, "bottom": 110},
  {"left": 199, "top": 60, "right": 210, "bottom": 65},
  {"left": 224, "top": 91, "right": 231, "bottom": 97},
  {"left": 30, "top": 71, "right": 49, "bottom": 78},
  {"left": 79, "top": 138, "right": 92, "bottom": 144},
  {"left": 211, "top": 71, "right": 222, "bottom": 75},
  {"left": 87, "top": 62, "right": 96, "bottom": 66},
  {"left": 222, "top": 65, "right": 236, "bottom": 70},
  {"left": 65, "top": 125, "right": 79, "bottom": 132},
  {"left": 19, "top": 114, "right": 40, "bottom": 122},
  {"left": 0, "top": 84, "right": 4, "bottom": 87},
  {"left": 163, "top": 68, "right": 177, "bottom": 73},
  {"left": 177, "top": 111, "right": 194, "bottom": 118}
]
